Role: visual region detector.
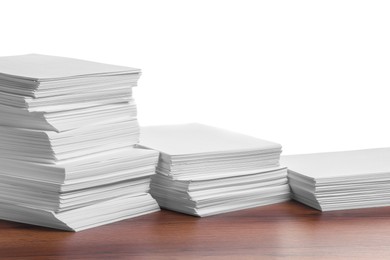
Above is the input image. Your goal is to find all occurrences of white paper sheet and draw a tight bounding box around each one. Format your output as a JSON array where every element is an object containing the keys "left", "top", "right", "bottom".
[
  {"left": 139, "top": 123, "right": 281, "bottom": 156},
  {"left": 0, "top": 54, "right": 140, "bottom": 81},
  {"left": 281, "top": 148, "right": 390, "bottom": 180}
]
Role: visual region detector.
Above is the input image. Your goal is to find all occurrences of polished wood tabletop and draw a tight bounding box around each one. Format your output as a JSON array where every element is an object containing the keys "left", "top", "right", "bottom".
[{"left": 2, "top": 200, "right": 390, "bottom": 259}]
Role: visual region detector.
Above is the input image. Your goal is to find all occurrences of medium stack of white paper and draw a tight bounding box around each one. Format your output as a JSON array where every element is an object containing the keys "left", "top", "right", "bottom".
[
  {"left": 281, "top": 148, "right": 390, "bottom": 211},
  {"left": 138, "top": 123, "right": 290, "bottom": 216},
  {"left": 0, "top": 54, "right": 159, "bottom": 231}
]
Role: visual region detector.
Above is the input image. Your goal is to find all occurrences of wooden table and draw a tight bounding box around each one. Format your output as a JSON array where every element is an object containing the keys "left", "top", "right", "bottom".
[{"left": 2, "top": 200, "right": 390, "bottom": 259}]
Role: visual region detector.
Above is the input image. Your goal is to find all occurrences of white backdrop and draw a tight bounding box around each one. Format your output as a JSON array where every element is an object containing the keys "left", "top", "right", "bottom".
[{"left": 1, "top": 0, "right": 390, "bottom": 155}]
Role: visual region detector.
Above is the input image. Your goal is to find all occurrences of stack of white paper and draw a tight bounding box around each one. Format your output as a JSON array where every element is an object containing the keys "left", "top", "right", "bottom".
[
  {"left": 0, "top": 54, "right": 159, "bottom": 231},
  {"left": 138, "top": 123, "right": 290, "bottom": 216},
  {"left": 281, "top": 148, "right": 390, "bottom": 211}
]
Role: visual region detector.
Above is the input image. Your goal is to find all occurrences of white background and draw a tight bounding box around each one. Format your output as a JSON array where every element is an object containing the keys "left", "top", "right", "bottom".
[{"left": 1, "top": 0, "right": 390, "bottom": 155}]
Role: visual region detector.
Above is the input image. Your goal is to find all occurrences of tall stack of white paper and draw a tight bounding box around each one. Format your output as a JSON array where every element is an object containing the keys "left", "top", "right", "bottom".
[
  {"left": 0, "top": 54, "right": 159, "bottom": 231},
  {"left": 281, "top": 148, "right": 390, "bottom": 211},
  {"left": 138, "top": 123, "right": 290, "bottom": 216}
]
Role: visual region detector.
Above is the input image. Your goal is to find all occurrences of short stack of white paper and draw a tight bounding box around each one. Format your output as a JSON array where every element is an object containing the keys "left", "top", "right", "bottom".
[
  {"left": 281, "top": 148, "right": 390, "bottom": 211},
  {"left": 0, "top": 54, "right": 159, "bottom": 231},
  {"left": 138, "top": 123, "right": 290, "bottom": 217}
]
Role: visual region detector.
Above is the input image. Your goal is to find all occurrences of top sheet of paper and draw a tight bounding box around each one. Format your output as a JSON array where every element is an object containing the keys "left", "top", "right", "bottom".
[
  {"left": 0, "top": 54, "right": 140, "bottom": 81},
  {"left": 281, "top": 148, "right": 390, "bottom": 179},
  {"left": 139, "top": 123, "right": 281, "bottom": 156}
]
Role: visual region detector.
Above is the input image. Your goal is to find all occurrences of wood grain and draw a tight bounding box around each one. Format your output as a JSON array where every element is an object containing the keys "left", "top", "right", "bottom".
[{"left": 2, "top": 201, "right": 390, "bottom": 259}]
